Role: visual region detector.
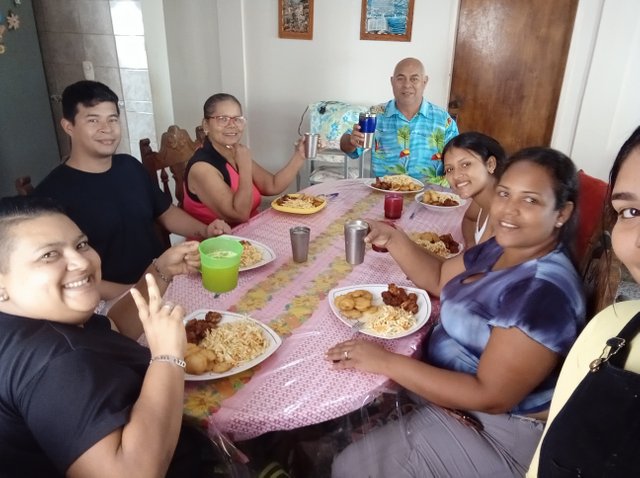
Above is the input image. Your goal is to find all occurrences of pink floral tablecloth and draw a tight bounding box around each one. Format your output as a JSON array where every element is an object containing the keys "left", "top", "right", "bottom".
[{"left": 165, "top": 179, "right": 466, "bottom": 441}]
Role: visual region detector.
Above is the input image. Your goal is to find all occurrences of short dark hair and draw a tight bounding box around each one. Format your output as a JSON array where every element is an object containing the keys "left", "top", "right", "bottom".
[
  {"left": 203, "top": 93, "right": 242, "bottom": 118},
  {"left": 0, "top": 196, "right": 67, "bottom": 273},
  {"left": 442, "top": 132, "right": 506, "bottom": 170},
  {"left": 500, "top": 147, "right": 579, "bottom": 247},
  {"left": 62, "top": 80, "right": 120, "bottom": 123}
]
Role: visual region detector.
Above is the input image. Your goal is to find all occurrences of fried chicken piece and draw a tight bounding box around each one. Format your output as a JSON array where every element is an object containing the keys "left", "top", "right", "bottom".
[
  {"left": 382, "top": 284, "right": 419, "bottom": 313},
  {"left": 439, "top": 233, "right": 460, "bottom": 254},
  {"left": 185, "top": 311, "right": 222, "bottom": 344}
]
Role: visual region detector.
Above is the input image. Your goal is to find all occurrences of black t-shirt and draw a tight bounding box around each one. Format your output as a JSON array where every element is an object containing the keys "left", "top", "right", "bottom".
[
  {"left": 0, "top": 312, "right": 150, "bottom": 476},
  {"left": 34, "top": 155, "right": 172, "bottom": 283}
]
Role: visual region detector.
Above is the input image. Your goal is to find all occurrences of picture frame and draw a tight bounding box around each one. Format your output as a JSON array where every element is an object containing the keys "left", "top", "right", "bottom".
[
  {"left": 278, "top": 0, "right": 314, "bottom": 40},
  {"left": 360, "top": 0, "right": 415, "bottom": 42}
]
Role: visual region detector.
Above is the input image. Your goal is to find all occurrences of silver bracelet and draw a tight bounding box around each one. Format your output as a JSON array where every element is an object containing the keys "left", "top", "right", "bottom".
[
  {"left": 152, "top": 258, "right": 172, "bottom": 284},
  {"left": 149, "top": 355, "right": 186, "bottom": 369}
]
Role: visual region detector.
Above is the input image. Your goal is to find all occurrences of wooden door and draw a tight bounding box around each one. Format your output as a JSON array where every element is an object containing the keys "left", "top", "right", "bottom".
[{"left": 448, "top": 0, "right": 578, "bottom": 155}]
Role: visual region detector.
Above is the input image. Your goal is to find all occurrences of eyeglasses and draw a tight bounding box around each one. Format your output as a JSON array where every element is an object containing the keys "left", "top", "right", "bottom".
[{"left": 206, "top": 115, "right": 247, "bottom": 127}]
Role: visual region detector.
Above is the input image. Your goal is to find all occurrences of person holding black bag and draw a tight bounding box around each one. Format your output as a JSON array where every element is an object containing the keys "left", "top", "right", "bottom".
[{"left": 527, "top": 125, "right": 640, "bottom": 477}]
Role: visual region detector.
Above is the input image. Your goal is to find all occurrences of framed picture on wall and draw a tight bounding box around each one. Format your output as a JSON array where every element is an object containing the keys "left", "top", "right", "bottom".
[
  {"left": 360, "top": 0, "right": 415, "bottom": 42},
  {"left": 278, "top": 0, "right": 314, "bottom": 40}
]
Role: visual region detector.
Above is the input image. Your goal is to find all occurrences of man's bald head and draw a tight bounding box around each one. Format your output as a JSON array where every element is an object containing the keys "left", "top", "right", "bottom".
[
  {"left": 391, "top": 58, "right": 429, "bottom": 112},
  {"left": 393, "top": 57, "right": 426, "bottom": 77}
]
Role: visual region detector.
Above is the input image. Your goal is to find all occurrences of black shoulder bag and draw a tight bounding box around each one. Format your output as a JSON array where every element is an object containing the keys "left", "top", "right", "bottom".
[{"left": 538, "top": 311, "right": 640, "bottom": 477}]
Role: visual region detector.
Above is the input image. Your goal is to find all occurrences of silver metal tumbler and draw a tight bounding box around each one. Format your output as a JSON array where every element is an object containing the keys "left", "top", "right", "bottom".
[
  {"left": 344, "top": 220, "right": 369, "bottom": 265},
  {"left": 290, "top": 226, "right": 310, "bottom": 263},
  {"left": 303, "top": 133, "right": 319, "bottom": 159}
]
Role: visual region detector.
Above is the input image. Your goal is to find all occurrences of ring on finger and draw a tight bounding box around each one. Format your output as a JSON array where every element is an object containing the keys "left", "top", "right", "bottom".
[
  {"left": 162, "top": 301, "right": 175, "bottom": 309},
  {"left": 344, "top": 350, "right": 350, "bottom": 360}
]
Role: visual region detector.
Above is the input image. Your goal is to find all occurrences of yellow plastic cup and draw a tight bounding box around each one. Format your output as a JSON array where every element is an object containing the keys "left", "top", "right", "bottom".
[{"left": 198, "top": 237, "right": 244, "bottom": 293}]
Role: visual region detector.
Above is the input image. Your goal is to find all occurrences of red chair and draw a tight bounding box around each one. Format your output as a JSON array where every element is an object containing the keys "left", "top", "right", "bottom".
[
  {"left": 575, "top": 170, "right": 608, "bottom": 263},
  {"left": 575, "top": 170, "right": 621, "bottom": 317}
]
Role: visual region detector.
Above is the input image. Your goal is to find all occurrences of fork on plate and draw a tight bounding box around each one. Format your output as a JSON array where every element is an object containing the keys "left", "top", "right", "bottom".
[{"left": 351, "top": 320, "right": 365, "bottom": 333}]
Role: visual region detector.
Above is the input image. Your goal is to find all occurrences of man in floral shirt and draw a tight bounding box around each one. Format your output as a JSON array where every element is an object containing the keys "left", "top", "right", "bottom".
[{"left": 340, "top": 58, "right": 458, "bottom": 185}]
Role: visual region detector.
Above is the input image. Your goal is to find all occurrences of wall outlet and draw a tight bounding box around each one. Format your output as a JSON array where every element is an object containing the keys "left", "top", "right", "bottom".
[{"left": 82, "top": 60, "right": 95, "bottom": 81}]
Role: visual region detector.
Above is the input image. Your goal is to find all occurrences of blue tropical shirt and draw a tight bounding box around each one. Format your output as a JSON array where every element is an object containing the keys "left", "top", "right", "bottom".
[
  {"left": 346, "top": 99, "right": 458, "bottom": 184},
  {"left": 425, "top": 238, "right": 585, "bottom": 415}
]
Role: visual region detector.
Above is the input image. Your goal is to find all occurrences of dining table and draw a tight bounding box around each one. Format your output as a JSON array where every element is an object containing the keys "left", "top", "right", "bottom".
[{"left": 164, "top": 178, "right": 467, "bottom": 442}]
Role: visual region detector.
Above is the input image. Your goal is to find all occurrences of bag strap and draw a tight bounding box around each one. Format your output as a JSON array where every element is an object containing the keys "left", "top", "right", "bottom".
[{"left": 594, "top": 311, "right": 640, "bottom": 369}]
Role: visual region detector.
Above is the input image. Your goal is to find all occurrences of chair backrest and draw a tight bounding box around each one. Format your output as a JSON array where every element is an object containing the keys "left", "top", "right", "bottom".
[
  {"left": 15, "top": 176, "right": 34, "bottom": 196},
  {"left": 574, "top": 170, "right": 621, "bottom": 318},
  {"left": 580, "top": 230, "right": 621, "bottom": 319},
  {"left": 139, "top": 125, "right": 202, "bottom": 208},
  {"left": 575, "top": 169, "right": 608, "bottom": 262}
]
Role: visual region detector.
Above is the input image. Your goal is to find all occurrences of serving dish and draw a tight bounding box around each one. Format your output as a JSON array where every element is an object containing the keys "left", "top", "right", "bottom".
[{"left": 271, "top": 193, "right": 327, "bottom": 215}]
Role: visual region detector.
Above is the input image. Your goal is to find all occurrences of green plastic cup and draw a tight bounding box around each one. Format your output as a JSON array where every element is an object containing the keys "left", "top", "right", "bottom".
[{"left": 198, "top": 237, "right": 244, "bottom": 293}]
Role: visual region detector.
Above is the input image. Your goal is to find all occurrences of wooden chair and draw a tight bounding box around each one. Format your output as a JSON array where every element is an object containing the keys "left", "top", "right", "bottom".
[
  {"left": 139, "top": 125, "right": 203, "bottom": 208},
  {"left": 15, "top": 176, "right": 34, "bottom": 196},
  {"left": 139, "top": 125, "right": 203, "bottom": 248}
]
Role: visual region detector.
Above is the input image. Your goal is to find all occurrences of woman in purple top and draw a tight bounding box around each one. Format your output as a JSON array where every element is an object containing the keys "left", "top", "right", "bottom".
[{"left": 327, "top": 148, "right": 586, "bottom": 478}]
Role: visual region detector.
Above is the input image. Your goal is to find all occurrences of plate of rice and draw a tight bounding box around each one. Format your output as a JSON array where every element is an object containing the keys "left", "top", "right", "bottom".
[
  {"left": 271, "top": 193, "right": 327, "bottom": 214},
  {"left": 218, "top": 235, "right": 276, "bottom": 271},
  {"left": 416, "top": 190, "right": 467, "bottom": 210},
  {"left": 328, "top": 284, "right": 432, "bottom": 339},
  {"left": 182, "top": 309, "right": 282, "bottom": 381},
  {"left": 408, "top": 231, "right": 463, "bottom": 259},
  {"left": 367, "top": 175, "right": 425, "bottom": 194}
]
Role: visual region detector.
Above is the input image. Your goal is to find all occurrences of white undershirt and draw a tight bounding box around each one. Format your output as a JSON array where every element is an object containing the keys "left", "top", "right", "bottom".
[{"left": 475, "top": 208, "right": 490, "bottom": 244}]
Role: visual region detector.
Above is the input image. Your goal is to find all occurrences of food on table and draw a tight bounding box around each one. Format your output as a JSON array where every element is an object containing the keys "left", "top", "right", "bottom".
[
  {"left": 333, "top": 284, "right": 420, "bottom": 337},
  {"left": 420, "top": 190, "right": 460, "bottom": 207},
  {"left": 365, "top": 305, "right": 416, "bottom": 336},
  {"left": 275, "top": 193, "right": 325, "bottom": 210},
  {"left": 334, "top": 289, "right": 379, "bottom": 319},
  {"left": 185, "top": 311, "right": 222, "bottom": 344},
  {"left": 239, "top": 240, "right": 263, "bottom": 268},
  {"left": 373, "top": 175, "right": 422, "bottom": 192},
  {"left": 381, "top": 283, "right": 419, "bottom": 314},
  {"left": 183, "top": 313, "right": 269, "bottom": 376},
  {"left": 409, "top": 232, "right": 460, "bottom": 258}
]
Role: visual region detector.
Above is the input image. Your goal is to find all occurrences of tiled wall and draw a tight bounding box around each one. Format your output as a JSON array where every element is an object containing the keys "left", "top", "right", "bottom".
[{"left": 33, "top": 0, "right": 157, "bottom": 159}]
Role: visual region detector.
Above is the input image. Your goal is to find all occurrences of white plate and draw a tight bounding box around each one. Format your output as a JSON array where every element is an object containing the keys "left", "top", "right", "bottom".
[
  {"left": 415, "top": 190, "right": 467, "bottom": 210},
  {"left": 219, "top": 235, "right": 276, "bottom": 272},
  {"left": 328, "top": 285, "right": 432, "bottom": 339},
  {"left": 183, "top": 309, "right": 282, "bottom": 381},
  {"left": 366, "top": 176, "right": 425, "bottom": 194},
  {"left": 409, "top": 232, "right": 464, "bottom": 260}
]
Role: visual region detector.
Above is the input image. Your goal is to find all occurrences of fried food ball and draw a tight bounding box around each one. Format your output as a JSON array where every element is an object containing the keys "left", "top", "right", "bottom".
[
  {"left": 337, "top": 297, "right": 355, "bottom": 311},
  {"left": 354, "top": 296, "right": 372, "bottom": 311},
  {"left": 342, "top": 309, "right": 363, "bottom": 319}
]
